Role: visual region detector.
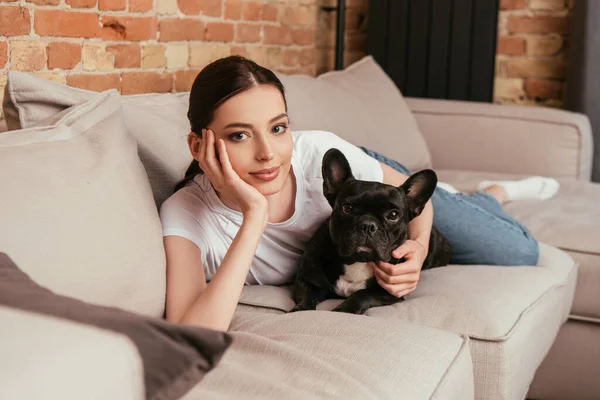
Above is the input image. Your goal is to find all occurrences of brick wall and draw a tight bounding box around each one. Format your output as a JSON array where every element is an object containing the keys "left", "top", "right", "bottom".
[
  {"left": 0, "top": 0, "right": 575, "bottom": 122},
  {"left": 315, "top": 0, "right": 367, "bottom": 75},
  {"left": 0, "top": 0, "right": 320, "bottom": 120},
  {"left": 495, "top": 0, "right": 574, "bottom": 107},
  {"left": 319, "top": 0, "right": 574, "bottom": 108}
]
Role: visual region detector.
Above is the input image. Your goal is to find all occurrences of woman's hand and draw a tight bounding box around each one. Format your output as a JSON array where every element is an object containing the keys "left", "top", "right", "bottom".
[
  {"left": 370, "top": 240, "right": 427, "bottom": 298},
  {"left": 199, "top": 129, "right": 268, "bottom": 222}
]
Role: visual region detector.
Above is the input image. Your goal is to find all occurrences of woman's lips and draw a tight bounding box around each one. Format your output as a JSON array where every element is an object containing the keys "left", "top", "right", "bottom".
[{"left": 250, "top": 166, "right": 280, "bottom": 182}]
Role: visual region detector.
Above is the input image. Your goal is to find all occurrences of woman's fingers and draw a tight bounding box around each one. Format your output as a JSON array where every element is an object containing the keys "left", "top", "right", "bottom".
[
  {"left": 373, "top": 266, "right": 419, "bottom": 285},
  {"left": 198, "top": 129, "right": 206, "bottom": 167},
  {"left": 218, "top": 139, "right": 235, "bottom": 179},
  {"left": 375, "top": 277, "right": 417, "bottom": 298},
  {"left": 202, "top": 129, "right": 224, "bottom": 182}
]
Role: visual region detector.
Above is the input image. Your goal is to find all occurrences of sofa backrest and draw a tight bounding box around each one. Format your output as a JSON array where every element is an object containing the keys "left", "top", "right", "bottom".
[{"left": 2, "top": 56, "right": 432, "bottom": 209}]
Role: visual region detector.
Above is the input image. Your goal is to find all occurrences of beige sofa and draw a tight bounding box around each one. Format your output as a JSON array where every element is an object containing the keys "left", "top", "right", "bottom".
[{"left": 0, "top": 56, "right": 598, "bottom": 400}]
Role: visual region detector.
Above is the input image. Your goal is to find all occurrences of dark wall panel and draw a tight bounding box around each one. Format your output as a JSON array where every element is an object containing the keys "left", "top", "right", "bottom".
[{"left": 368, "top": 0, "right": 499, "bottom": 103}]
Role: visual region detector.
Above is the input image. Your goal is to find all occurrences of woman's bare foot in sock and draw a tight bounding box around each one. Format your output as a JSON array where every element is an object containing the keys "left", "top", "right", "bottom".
[
  {"left": 482, "top": 184, "right": 508, "bottom": 205},
  {"left": 477, "top": 176, "right": 560, "bottom": 202}
]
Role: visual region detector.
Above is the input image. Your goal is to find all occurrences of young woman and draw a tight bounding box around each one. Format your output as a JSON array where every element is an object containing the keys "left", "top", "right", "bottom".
[{"left": 160, "top": 56, "right": 558, "bottom": 332}]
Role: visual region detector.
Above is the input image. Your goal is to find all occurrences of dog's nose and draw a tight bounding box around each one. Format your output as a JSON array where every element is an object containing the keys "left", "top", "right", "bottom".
[{"left": 360, "top": 220, "right": 378, "bottom": 235}]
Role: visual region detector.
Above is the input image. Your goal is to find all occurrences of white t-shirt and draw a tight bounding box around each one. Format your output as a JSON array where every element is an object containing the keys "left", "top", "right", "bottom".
[{"left": 159, "top": 130, "right": 384, "bottom": 286}]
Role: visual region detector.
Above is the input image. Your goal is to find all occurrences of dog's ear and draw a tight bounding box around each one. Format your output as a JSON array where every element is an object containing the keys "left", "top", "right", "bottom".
[
  {"left": 400, "top": 169, "right": 438, "bottom": 219},
  {"left": 322, "top": 148, "right": 354, "bottom": 207}
]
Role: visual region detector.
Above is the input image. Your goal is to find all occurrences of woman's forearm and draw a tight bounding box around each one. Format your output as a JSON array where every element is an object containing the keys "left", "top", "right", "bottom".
[
  {"left": 180, "top": 213, "right": 266, "bottom": 332},
  {"left": 408, "top": 199, "right": 433, "bottom": 256}
]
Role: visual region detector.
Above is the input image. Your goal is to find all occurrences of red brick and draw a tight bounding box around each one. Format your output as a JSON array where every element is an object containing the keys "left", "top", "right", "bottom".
[
  {"left": 497, "top": 36, "right": 525, "bottom": 56},
  {"left": 179, "top": 0, "right": 221, "bottom": 16},
  {"left": 159, "top": 19, "right": 204, "bottom": 41},
  {"left": 264, "top": 25, "right": 292, "bottom": 45},
  {"left": 235, "top": 23, "right": 260, "bottom": 43},
  {"left": 299, "top": 48, "right": 315, "bottom": 66},
  {"left": 283, "top": 48, "right": 299, "bottom": 66},
  {"left": 122, "top": 72, "right": 173, "bottom": 94},
  {"left": 346, "top": 32, "right": 366, "bottom": 51},
  {"left": 500, "top": 0, "right": 525, "bottom": 9},
  {"left": 205, "top": 21, "right": 234, "bottom": 42},
  {"left": 262, "top": 4, "right": 278, "bottom": 21},
  {"left": 106, "top": 44, "right": 141, "bottom": 68},
  {"left": 66, "top": 0, "right": 96, "bottom": 8},
  {"left": 243, "top": 1, "right": 262, "bottom": 20},
  {"left": 0, "top": 6, "right": 31, "bottom": 36},
  {"left": 129, "top": 0, "right": 152, "bottom": 12},
  {"left": 26, "top": 0, "right": 60, "bottom": 5},
  {"left": 346, "top": 0, "right": 368, "bottom": 7},
  {"left": 10, "top": 41, "right": 46, "bottom": 71},
  {"left": 0, "top": 0, "right": 18, "bottom": 2},
  {"left": 507, "top": 16, "right": 570, "bottom": 35},
  {"left": 230, "top": 45, "right": 247, "bottom": 57},
  {"left": 67, "top": 74, "right": 121, "bottom": 92},
  {"left": 35, "top": 10, "right": 98, "bottom": 38},
  {"left": 101, "top": 16, "right": 157, "bottom": 41},
  {"left": 344, "top": 9, "right": 362, "bottom": 30},
  {"left": 507, "top": 58, "right": 566, "bottom": 78},
  {"left": 292, "top": 28, "right": 314, "bottom": 45},
  {"left": 278, "top": 66, "right": 314, "bottom": 76},
  {"left": 0, "top": 41, "right": 7, "bottom": 68},
  {"left": 99, "top": 0, "right": 125, "bottom": 10},
  {"left": 530, "top": 0, "right": 565, "bottom": 10},
  {"left": 47, "top": 42, "right": 81, "bottom": 69},
  {"left": 175, "top": 69, "right": 201, "bottom": 92},
  {"left": 524, "top": 79, "right": 562, "bottom": 99},
  {"left": 224, "top": 0, "right": 241, "bottom": 19}
]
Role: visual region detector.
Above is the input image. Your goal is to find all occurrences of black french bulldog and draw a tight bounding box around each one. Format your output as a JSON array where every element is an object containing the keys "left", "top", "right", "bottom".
[{"left": 289, "top": 148, "right": 451, "bottom": 315}]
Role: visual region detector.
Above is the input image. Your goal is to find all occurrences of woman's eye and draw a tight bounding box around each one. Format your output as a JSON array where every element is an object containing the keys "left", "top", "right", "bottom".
[
  {"left": 341, "top": 203, "right": 352, "bottom": 214},
  {"left": 229, "top": 132, "right": 248, "bottom": 142},
  {"left": 272, "top": 124, "right": 288, "bottom": 134}
]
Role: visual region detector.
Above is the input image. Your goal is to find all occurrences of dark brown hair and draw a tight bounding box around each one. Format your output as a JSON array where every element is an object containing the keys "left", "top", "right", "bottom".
[{"left": 173, "top": 55, "right": 288, "bottom": 193}]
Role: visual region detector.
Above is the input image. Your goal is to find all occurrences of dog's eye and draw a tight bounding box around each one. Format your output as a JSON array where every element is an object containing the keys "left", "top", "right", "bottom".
[
  {"left": 387, "top": 210, "right": 400, "bottom": 221},
  {"left": 341, "top": 203, "right": 353, "bottom": 214}
]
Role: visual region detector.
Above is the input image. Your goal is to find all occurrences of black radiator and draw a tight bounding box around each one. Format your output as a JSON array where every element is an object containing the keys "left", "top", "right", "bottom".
[{"left": 367, "top": 0, "right": 499, "bottom": 102}]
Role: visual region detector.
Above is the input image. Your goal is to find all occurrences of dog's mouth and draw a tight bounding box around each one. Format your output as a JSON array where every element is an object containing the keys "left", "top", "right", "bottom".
[
  {"left": 356, "top": 246, "right": 373, "bottom": 253},
  {"left": 351, "top": 245, "right": 378, "bottom": 263},
  {"left": 337, "top": 232, "right": 390, "bottom": 262}
]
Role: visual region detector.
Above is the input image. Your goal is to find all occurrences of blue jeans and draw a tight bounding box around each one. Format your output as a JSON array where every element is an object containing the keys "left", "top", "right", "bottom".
[{"left": 361, "top": 147, "right": 540, "bottom": 266}]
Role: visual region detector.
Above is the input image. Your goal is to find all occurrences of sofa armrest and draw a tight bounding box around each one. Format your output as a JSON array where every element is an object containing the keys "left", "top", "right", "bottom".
[
  {"left": 405, "top": 97, "right": 594, "bottom": 181},
  {"left": 0, "top": 306, "right": 144, "bottom": 399}
]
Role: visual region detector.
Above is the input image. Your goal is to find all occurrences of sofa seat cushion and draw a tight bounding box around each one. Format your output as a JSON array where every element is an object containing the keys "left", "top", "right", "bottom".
[
  {"left": 183, "top": 310, "right": 474, "bottom": 400},
  {"left": 437, "top": 169, "right": 600, "bottom": 322},
  {"left": 238, "top": 243, "right": 574, "bottom": 338},
  {"left": 234, "top": 242, "right": 576, "bottom": 400}
]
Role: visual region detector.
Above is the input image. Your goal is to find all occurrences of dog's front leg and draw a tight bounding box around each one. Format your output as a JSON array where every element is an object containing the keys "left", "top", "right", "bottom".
[
  {"left": 332, "top": 285, "right": 404, "bottom": 315},
  {"left": 289, "top": 278, "right": 331, "bottom": 313}
]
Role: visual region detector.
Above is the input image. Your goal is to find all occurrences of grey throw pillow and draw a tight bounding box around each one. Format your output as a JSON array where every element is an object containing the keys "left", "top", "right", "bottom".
[{"left": 0, "top": 252, "right": 232, "bottom": 400}]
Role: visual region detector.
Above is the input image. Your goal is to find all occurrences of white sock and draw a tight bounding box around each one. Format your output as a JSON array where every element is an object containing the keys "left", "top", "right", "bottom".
[
  {"left": 437, "top": 181, "right": 459, "bottom": 194},
  {"left": 477, "top": 176, "right": 560, "bottom": 201}
]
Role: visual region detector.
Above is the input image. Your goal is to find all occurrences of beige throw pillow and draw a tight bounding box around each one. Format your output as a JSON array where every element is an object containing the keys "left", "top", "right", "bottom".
[
  {"left": 2, "top": 71, "right": 191, "bottom": 208},
  {"left": 0, "top": 91, "right": 166, "bottom": 317}
]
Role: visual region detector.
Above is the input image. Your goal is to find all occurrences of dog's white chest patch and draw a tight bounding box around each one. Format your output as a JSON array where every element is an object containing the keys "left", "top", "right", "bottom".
[{"left": 334, "top": 262, "right": 374, "bottom": 297}]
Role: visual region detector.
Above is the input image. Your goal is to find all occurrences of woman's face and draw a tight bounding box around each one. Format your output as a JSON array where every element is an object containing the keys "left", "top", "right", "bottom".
[{"left": 199, "top": 84, "right": 293, "bottom": 197}]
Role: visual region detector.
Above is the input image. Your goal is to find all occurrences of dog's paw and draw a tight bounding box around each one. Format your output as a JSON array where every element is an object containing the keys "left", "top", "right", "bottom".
[
  {"left": 288, "top": 303, "right": 314, "bottom": 313},
  {"left": 331, "top": 302, "right": 366, "bottom": 315}
]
